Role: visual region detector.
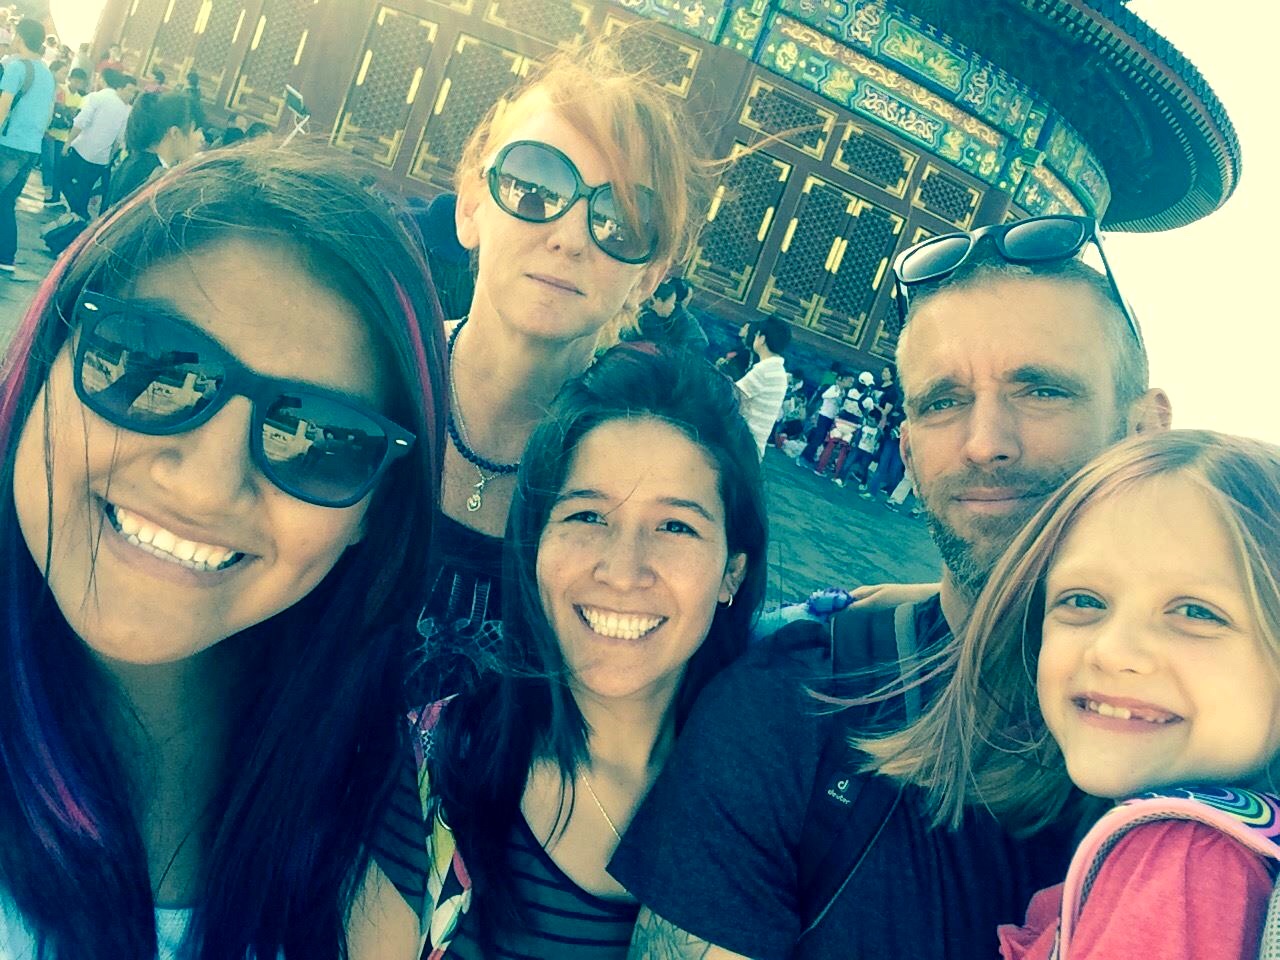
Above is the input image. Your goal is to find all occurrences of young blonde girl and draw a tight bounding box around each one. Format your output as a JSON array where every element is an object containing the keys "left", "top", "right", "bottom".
[{"left": 864, "top": 429, "right": 1280, "bottom": 959}]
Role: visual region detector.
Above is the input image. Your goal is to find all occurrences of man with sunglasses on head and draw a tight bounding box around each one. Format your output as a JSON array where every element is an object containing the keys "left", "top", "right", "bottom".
[{"left": 613, "top": 216, "right": 1171, "bottom": 960}]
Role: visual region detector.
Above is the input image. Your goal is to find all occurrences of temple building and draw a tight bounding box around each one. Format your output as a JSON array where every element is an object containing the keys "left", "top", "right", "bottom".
[{"left": 95, "top": 0, "right": 1239, "bottom": 366}]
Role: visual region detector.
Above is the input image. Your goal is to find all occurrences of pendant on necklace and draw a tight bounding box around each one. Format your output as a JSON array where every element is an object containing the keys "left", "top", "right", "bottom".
[{"left": 467, "top": 476, "right": 486, "bottom": 512}]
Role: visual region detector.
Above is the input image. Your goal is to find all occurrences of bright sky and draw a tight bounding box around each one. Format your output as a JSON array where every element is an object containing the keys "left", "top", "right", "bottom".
[
  {"left": 1107, "top": 1, "right": 1280, "bottom": 444},
  {"left": 48, "top": 1, "right": 1277, "bottom": 441}
]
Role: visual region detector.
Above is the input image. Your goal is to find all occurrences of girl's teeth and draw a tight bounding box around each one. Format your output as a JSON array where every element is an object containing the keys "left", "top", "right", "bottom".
[
  {"left": 110, "top": 505, "right": 241, "bottom": 572},
  {"left": 1085, "top": 700, "right": 1175, "bottom": 723}
]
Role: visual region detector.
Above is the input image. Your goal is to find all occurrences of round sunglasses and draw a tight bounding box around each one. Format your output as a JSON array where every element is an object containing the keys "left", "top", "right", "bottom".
[
  {"left": 71, "top": 292, "right": 416, "bottom": 508},
  {"left": 892, "top": 214, "right": 1142, "bottom": 344},
  {"left": 486, "top": 139, "right": 659, "bottom": 264}
]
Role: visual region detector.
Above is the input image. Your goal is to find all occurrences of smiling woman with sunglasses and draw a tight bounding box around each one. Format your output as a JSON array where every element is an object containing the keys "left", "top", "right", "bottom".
[
  {"left": 413, "top": 40, "right": 710, "bottom": 701},
  {"left": 0, "top": 143, "right": 445, "bottom": 958}
]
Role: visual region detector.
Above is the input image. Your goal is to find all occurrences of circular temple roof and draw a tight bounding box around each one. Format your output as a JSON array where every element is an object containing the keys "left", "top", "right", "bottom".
[{"left": 905, "top": 0, "right": 1241, "bottom": 231}]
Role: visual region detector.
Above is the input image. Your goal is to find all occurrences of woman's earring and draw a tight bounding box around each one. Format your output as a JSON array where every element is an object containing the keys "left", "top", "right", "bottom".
[{"left": 720, "top": 594, "right": 734, "bottom": 608}]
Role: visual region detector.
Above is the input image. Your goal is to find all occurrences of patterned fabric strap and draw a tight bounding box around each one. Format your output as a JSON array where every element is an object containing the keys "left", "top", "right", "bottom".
[
  {"left": 1057, "top": 785, "right": 1280, "bottom": 957},
  {"left": 406, "top": 700, "right": 472, "bottom": 959}
]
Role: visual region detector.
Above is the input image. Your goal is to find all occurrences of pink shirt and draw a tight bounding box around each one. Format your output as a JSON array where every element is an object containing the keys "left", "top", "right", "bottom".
[{"left": 998, "top": 819, "right": 1272, "bottom": 960}]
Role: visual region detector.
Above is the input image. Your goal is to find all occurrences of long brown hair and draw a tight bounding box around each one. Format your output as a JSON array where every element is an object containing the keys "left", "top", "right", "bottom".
[{"left": 860, "top": 430, "right": 1280, "bottom": 835}]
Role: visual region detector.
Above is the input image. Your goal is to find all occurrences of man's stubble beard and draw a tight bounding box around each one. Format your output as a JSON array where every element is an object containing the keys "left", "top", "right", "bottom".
[{"left": 916, "top": 419, "right": 1129, "bottom": 601}]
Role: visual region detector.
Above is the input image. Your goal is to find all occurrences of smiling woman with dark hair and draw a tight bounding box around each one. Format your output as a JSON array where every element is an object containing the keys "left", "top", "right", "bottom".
[
  {"left": 372, "top": 345, "right": 768, "bottom": 957},
  {"left": 0, "top": 142, "right": 445, "bottom": 958}
]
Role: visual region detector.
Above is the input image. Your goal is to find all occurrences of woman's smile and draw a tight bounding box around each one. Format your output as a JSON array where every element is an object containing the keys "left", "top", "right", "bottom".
[
  {"left": 537, "top": 417, "right": 741, "bottom": 703},
  {"left": 576, "top": 604, "right": 666, "bottom": 641}
]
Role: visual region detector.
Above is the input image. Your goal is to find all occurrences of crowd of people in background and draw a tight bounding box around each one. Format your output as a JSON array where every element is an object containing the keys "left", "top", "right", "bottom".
[{"left": 0, "top": 12, "right": 279, "bottom": 267}]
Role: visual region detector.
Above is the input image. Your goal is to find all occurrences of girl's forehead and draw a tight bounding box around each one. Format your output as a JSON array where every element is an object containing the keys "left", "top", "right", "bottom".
[{"left": 1050, "top": 474, "right": 1244, "bottom": 582}]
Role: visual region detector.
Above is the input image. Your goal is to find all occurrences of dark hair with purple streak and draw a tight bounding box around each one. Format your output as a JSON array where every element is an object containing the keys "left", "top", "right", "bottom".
[{"left": 0, "top": 143, "right": 445, "bottom": 958}]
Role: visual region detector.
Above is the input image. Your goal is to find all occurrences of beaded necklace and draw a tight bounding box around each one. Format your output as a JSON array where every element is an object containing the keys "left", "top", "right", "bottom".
[{"left": 446, "top": 317, "right": 520, "bottom": 512}]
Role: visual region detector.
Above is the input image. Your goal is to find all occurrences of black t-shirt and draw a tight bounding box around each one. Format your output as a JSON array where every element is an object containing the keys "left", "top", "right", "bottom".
[
  {"left": 406, "top": 509, "right": 506, "bottom": 703},
  {"left": 609, "top": 639, "right": 1070, "bottom": 960}
]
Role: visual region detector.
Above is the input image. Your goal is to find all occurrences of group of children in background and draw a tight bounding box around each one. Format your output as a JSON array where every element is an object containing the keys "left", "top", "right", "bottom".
[{"left": 783, "top": 362, "right": 912, "bottom": 505}]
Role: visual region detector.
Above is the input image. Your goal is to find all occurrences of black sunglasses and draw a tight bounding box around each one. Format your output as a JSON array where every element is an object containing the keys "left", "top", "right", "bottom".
[
  {"left": 486, "top": 139, "right": 659, "bottom": 265},
  {"left": 892, "top": 215, "right": 1142, "bottom": 344},
  {"left": 71, "top": 292, "right": 416, "bottom": 508}
]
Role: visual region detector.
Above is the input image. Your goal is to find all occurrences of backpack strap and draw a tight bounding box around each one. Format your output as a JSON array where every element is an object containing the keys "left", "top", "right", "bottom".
[
  {"left": 1, "top": 59, "right": 34, "bottom": 136},
  {"left": 1057, "top": 786, "right": 1280, "bottom": 958},
  {"left": 795, "top": 604, "right": 910, "bottom": 936}
]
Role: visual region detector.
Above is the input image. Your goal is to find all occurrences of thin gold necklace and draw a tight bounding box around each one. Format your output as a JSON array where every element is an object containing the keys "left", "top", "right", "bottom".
[{"left": 579, "top": 768, "right": 621, "bottom": 841}]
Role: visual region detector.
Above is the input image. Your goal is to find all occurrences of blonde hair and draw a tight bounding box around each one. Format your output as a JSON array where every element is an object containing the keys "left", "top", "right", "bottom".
[
  {"left": 860, "top": 430, "right": 1280, "bottom": 835},
  {"left": 456, "top": 37, "right": 712, "bottom": 343}
]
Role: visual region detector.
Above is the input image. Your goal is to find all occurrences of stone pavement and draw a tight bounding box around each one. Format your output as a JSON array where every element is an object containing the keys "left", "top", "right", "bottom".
[
  {"left": 0, "top": 188, "right": 942, "bottom": 604},
  {"left": 0, "top": 183, "right": 58, "bottom": 347}
]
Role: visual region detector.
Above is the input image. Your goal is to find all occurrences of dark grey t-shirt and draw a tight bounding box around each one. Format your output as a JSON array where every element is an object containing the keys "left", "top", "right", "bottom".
[{"left": 609, "top": 642, "right": 1069, "bottom": 959}]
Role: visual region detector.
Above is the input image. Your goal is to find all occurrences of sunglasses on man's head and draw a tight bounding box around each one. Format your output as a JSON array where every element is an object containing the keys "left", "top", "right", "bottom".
[
  {"left": 892, "top": 214, "right": 1142, "bottom": 344},
  {"left": 486, "top": 139, "right": 660, "bottom": 265},
  {"left": 72, "top": 292, "right": 416, "bottom": 508}
]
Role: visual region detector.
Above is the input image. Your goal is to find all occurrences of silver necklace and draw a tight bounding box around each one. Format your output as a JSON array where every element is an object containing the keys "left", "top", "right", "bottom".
[{"left": 580, "top": 768, "right": 622, "bottom": 841}]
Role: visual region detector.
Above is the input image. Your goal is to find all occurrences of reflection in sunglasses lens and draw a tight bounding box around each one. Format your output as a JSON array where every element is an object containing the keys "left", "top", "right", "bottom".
[
  {"left": 590, "top": 186, "right": 656, "bottom": 261},
  {"left": 497, "top": 143, "right": 575, "bottom": 221},
  {"left": 261, "top": 395, "right": 388, "bottom": 504},
  {"left": 79, "top": 313, "right": 223, "bottom": 428},
  {"left": 493, "top": 142, "right": 657, "bottom": 263}
]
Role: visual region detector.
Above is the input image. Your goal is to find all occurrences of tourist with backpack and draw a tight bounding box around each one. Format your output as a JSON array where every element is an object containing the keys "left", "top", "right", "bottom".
[
  {"left": 0, "top": 17, "right": 54, "bottom": 282},
  {"left": 862, "top": 430, "right": 1280, "bottom": 959}
]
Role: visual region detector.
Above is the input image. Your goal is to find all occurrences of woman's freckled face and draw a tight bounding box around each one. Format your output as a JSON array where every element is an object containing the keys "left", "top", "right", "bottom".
[
  {"left": 536, "top": 417, "right": 744, "bottom": 706},
  {"left": 456, "top": 99, "right": 664, "bottom": 345},
  {"left": 12, "top": 238, "right": 386, "bottom": 665}
]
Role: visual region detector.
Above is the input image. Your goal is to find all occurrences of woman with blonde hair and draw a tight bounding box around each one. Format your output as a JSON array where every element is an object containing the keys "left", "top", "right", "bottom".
[
  {"left": 863, "top": 429, "right": 1280, "bottom": 959},
  {"left": 412, "top": 40, "right": 711, "bottom": 699}
]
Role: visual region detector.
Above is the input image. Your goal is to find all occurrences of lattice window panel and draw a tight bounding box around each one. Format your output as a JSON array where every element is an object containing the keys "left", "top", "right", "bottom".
[
  {"left": 409, "top": 34, "right": 532, "bottom": 191},
  {"left": 603, "top": 14, "right": 699, "bottom": 98},
  {"left": 120, "top": 0, "right": 167, "bottom": 72},
  {"left": 228, "top": 0, "right": 319, "bottom": 124},
  {"left": 759, "top": 176, "right": 855, "bottom": 328},
  {"left": 833, "top": 121, "right": 916, "bottom": 199},
  {"left": 332, "top": 7, "right": 437, "bottom": 168},
  {"left": 871, "top": 225, "right": 934, "bottom": 358},
  {"left": 686, "top": 145, "right": 791, "bottom": 303},
  {"left": 190, "top": 1, "right": 250, "bottom": 92},
  {"left": 145, "top": 0, "right": 201, "bottom": 84},
  {"left": 912, "top": 164, "right": 982, "bottom": 230},
  {"left": 739, "top": 78, "right": 835, "bottom": 159},
  {"left": 811, "top": 200, "right": 903, "bottom": 346},
  {"left": 143, "top": 0, "right": 246, "bottom": 96},
  {"left": 485, "top": 0, "right": 589, "bottom": 48}
]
